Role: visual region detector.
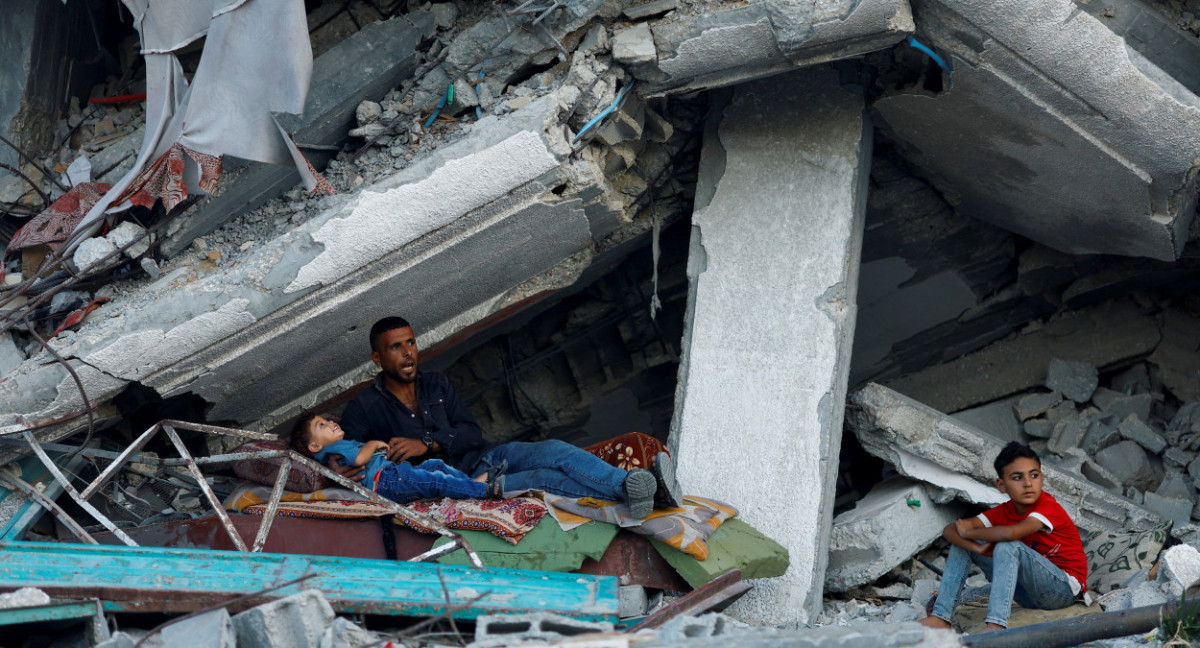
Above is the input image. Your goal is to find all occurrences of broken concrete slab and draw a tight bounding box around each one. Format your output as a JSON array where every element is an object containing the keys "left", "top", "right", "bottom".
[
  {"left": 1045, "top": 358, "right": 1098, "bottom": 403},
  {"left": 1015, "top": 391, "right": 1061, "bottom": 421},
  {"left": 1157, "top": 545, "right": 1200, "bottom": 597},
  {"left": 1047, "top": 415, "right": 1092, "bottom": 457},
  {"left": 1118, "top": 415, "right": 1167, "bottom": 455},
  {"left": 1143, "top": 491, "right": 1193, "bottom": 529},
  {"left": 884, "top": 300, "right": 1161, "bottom": 413},
  {"left": 950, "top": 396, "right": 1023, "bottom": 444},
  {"left": 1076, "top": 0, "right": 1200, "bottom": 96},
  {"left": 848, "top": 383, "right": 1160, "bottom": 532},
  {"left": 1095, "top": 440, "right": 1160, "bottom": 492},
  {"left": 0, "top": 90, "right": 622, "bottom": 431},
  {"left": 1093, "top": 389, "right": 1155, "bottom": 425},
  {"left": 160, "top": 11, "right": 439, "bottom": 257},
  {"left": 231, "top": 589, "right": 334, "bottom": 648},
  {"left": 826, "top": 477, "right": 967, "bottom": 592},
  {"left": 1149, "top": 309, "right": 1200, "bottom": 403},
  {"left": 669, "top": 66, "right": 870, "bottom": 625},
  {"left": 873, "top": 0, "right": 1200, "bottom": 261},
  {"left": 631, "top": 0, "right": 914, "bottom": 97}
]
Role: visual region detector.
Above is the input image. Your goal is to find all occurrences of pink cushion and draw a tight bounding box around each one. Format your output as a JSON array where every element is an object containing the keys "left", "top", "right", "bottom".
[{"left": 231, "top": 440, "right": 328, "bottom": 493}]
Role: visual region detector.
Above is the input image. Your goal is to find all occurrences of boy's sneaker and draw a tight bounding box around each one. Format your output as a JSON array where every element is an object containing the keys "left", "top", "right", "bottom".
[
  {"left": 651, "top": 451, "right": 682, "bottom": 509},
  {"left": 624, "top": 469, "right": 657, "bottom": 519}
]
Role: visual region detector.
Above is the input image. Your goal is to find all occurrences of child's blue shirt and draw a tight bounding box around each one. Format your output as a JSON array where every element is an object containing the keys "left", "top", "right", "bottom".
[{"left": 313, "top": 439, "right": 390, "bottom": 487}]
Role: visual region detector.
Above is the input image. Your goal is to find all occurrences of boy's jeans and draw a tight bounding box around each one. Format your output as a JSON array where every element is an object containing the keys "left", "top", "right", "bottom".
[
  {"left": 376, "top": 459, "right": 487, "bottom": 503},
  {"left": 931, "top": 541, "right": 1077, "bottom": 628},
  {"left": 475, "top": 440, "right": 628, "bottom": 500}
]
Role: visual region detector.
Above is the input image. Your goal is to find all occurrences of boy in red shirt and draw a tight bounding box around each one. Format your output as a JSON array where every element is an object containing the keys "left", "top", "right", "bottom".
[{"left": 919, "top": 442, "right": 1088, "bottom": 632}]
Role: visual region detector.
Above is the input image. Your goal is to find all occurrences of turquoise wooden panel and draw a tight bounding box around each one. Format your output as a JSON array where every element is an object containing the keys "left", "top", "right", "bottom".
[{"left": 0, "top": 541, "right": 618, "bottom": 621}]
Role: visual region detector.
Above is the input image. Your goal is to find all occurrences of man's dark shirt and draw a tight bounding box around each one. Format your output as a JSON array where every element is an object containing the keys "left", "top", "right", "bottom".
[{"left": 340, "top": 372, "right": 493, "bottom": 473}]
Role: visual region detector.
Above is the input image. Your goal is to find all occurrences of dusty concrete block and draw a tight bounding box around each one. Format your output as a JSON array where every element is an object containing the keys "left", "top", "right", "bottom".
[
  {"left": 826, "top": 477, "right": 967, "bottom": 592},
  {"left": 1159, "top": 545, "right": 1200, "bottom": 597},
  {"left": 0, "top": 588, "right": 49, "bottom": 608},
  {"left": 473, "top": 613, "right": 613, "bottom": 645},
  {"left": 1097, "top": 588, "right": 1132, "bottom": 612},
  {"left": 1130, "top": 578, "right": 1169, "bottom": 608},
  {"left": 1157, "top": 472, "right": 1193, "bottom": 501},
  {"left": 72, "top": 236, "right": 118, "bottom": 272},
  {"left": 654, "top": 613, "right": 742, "bottom": 642},
  {"left": 874, "top": 0, "right": 1200, "bottom": 261},
  {"left": 1144, "top": 492, "right": 1193, "bottom": 529},
  {"left": 618, "top": 585, "right": 647, "bottom": 618},
  {"left": 951, "top": 397, "right": 1023, "bottom": 444},
  {"left": 232, "top": 589, "right": 334, "bottom": 648},
  {"left": 1047, "top": 415, "right": 1091, "bottom": 456},
  {"left": 318, "top": 617, "right": 377, "bottom": 648},
  {"left": 161, "top": 609, "right": 234, "bottom": 648},
  {"left": 1095, "top": 440, "right": 1158, "bottom": 492},
  {"left": 1045, "top": 358, "right": 1099, "bottom": 403},
  {"left": 1080, "top": 459, "right": 1122, "bottom": 491},
  {"left": 1081, "top": 421, "right": 1120, "bottom": 456},
  {"left": 1093, "top": 388, "right": 1154, "bottom": 424},
  {"left": 1016, "top": 392, "right": 1062, "bottom": 421},
  {"left": 669, "top": 67, "right": 870, "bottom": 626},
  {"left": 1023, "top": 418, "right": 1054, "bottom": 439},
  {"left": 612, "top": 23, "right": 656, "bottom": 65},
  {"left": 1166, "top": 447, "right": 1196, "bottom": 471},
  {"left": 848, "top": 383, "right": 1160, "bottom": 532},
  {"left": 106, "top": 221, "right": 149, "bottom": 258},
  {"left": 1118, "top": 415, "right": 1167, "bottom": 455}
]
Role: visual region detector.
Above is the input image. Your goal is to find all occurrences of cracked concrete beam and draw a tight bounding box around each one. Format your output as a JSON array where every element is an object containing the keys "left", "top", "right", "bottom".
[
  {"left": 0, "top": 88, "right": 634, "bottom": 429},
  {"left": 874, "top": 0, "right": 1200, "bottom": 260},
  {"left": 669, "top": 66, "right": 871, "bottom": 626},
  {"left": 627, "top": 0, "right": 914, "bottom": 96},
  {"left": 848, "top": 382, "right": 1161, "bottom": 532}
]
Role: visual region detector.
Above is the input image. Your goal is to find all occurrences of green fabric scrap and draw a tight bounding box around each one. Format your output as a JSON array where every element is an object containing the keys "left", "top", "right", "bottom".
[
  {"left": 433, "top": 516, "right": 618, "bottom": 572},
  {"left": 651, "top": 518, "right": 790, "bottom": 589}
]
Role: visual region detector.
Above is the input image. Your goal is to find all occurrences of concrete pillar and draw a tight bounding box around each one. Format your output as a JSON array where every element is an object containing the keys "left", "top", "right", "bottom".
[{"left": 669, "top": 65, "right": 870, "bottom": 626}]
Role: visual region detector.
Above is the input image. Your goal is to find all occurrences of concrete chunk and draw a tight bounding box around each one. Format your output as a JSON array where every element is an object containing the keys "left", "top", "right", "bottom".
[
  {"left": 1144, "top": 491, "right": 1193, "bottom": 529},
  {"left": 1047, "top": 415, "right": 1091, "bottom": 457},
  {"left": 612, "top": 23, "right": 657, "bottom": 65},
  {"left": 1118, "top": 415, "right": 1167, "bottom": 455},
  {"left": 1095, "top": 440, "right": 1159, "bottom": 492},
  {"left": 951, "top": 397, "right": 1023, "bottom": 444},
  {"left": 1081, "top": 421, "right": 1120, "bottom": 456},
  {"left": 1016, "top": 391, "right": 1062, "bottom": 421},
  {"left": 1158, "top": 545, "right": 1200, "bottom": 597},
  {"left": 826, "top": 477, "right": 967, "bottom": 592},
  {"left": 232, "top": 589, "right": 334, "bottom": 648},
  {"left": 848, "top": 383, "right": 1160, "bottom": 532},
  {"left": 1093, "top": 388, "right": 1154, "bottom": 425},
  {"left": 1023, "top": 418, "right": 1054, "bottom": 439},
  {"left": 1045, "top": 358, "right": 1099, "bottom": 403},
  {"left": 473, "top": 613, "right": 612, "bottom": 646},
  {"left": 161, "top": 609, "right": 234, "bottom": 648}
]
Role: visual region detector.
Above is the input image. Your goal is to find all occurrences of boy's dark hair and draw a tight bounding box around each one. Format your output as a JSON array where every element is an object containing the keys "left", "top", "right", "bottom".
[
  {"left": 288, "top": 412, "right": 322, "bottom": 458},
  {"left": 369, "top": 316, "right": 412, "bottom": 352},
  {"left": 994, "top": 441, "right": 1040, "bottom": 477}
]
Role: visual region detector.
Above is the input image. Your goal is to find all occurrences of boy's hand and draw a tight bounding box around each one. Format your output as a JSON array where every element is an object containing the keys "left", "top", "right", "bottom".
[
  {"left": 978, "top": 542, "right": 995, "bottom": 557},
  {"left": 954, "top": 519, "right": 976, "bottom": 540}
]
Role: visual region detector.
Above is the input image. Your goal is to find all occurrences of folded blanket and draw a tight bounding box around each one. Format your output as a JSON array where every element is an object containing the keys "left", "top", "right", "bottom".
[
  {"left": 541, "top": 492, "right": 737, "bottom": 560},
  {"left": 225, "top": 483, "right": 545, "bottom": 545}
]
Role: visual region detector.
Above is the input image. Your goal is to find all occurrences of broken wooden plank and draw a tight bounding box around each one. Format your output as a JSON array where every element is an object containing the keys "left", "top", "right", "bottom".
[
  {"left": 0, "top": 541, "right": 619, "bottom": 621},
  {"left": 628, "top": 569, "right": 751, "bottom": 631}
]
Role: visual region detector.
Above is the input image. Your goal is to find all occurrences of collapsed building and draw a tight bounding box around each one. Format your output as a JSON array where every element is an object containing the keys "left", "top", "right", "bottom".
[{"left": 2, "top": 0, "right": 1200, "bottom": 642}]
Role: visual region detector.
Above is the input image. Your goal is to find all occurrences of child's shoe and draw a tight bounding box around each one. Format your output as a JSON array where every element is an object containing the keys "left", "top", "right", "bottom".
[{"left": 624, "top": 469, "right": 657, "bottom": 519}]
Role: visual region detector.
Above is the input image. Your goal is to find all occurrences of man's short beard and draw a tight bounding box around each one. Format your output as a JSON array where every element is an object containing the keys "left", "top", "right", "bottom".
[{"left": 384, "top": 368, "right": 417, "bottom": 384}]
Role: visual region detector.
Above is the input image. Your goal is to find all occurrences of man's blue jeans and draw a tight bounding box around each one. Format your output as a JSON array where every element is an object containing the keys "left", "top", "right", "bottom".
[
  {"left": 376, "top": 459, "right": 487, "bottom": 503},
  {"left": 474, "top": 440, "right": 628, "bottom": 500},
  {"left": 931, "top": 541, "right": 1076, "bottom": 628}
]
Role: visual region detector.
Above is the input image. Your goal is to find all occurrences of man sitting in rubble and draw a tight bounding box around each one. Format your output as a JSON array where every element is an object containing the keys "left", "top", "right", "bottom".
[
  {"left": 918, "top": 442, "right": 1088, "bottom": 633},
  {"left": 334, "top": 316, "right": 681, "bottom": 517}
]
